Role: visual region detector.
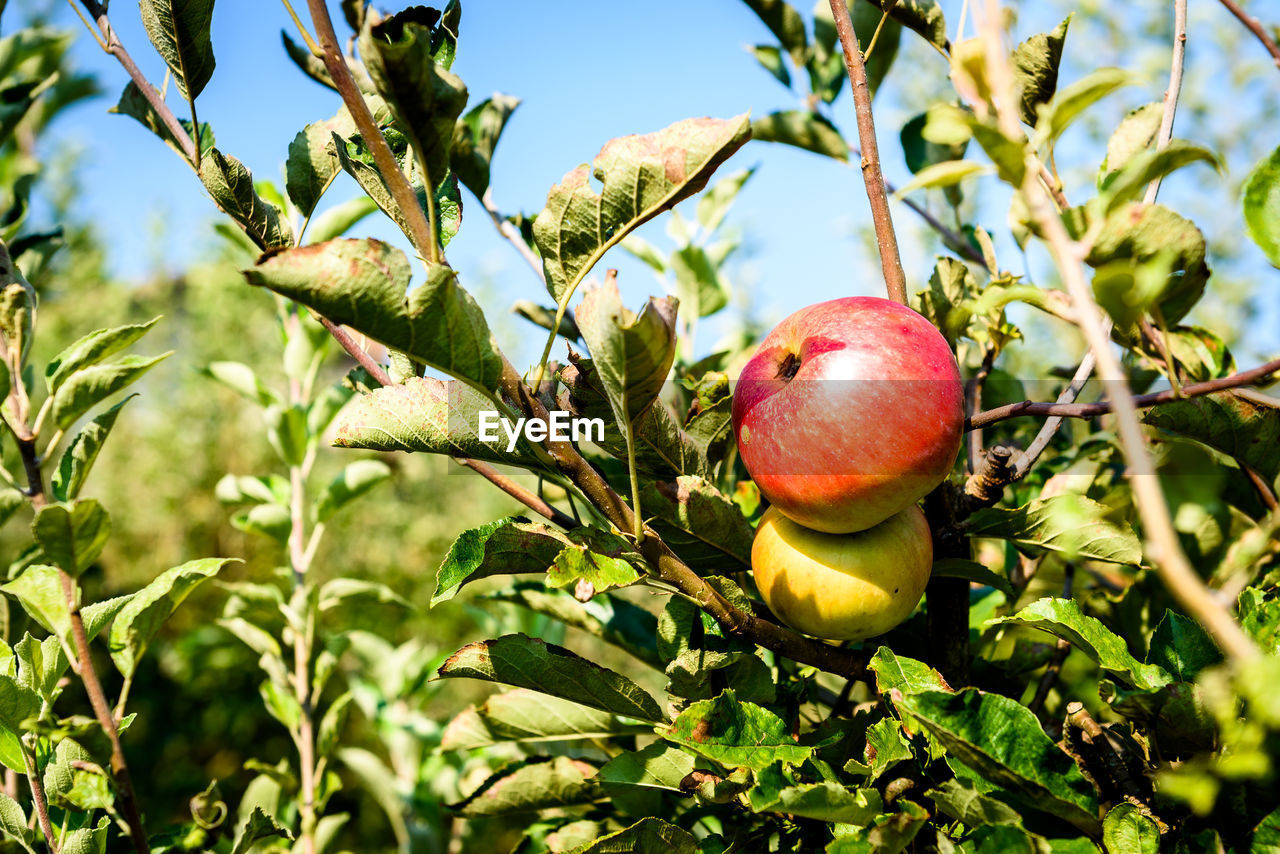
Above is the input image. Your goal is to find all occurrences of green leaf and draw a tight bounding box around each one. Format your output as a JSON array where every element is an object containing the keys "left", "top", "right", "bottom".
[
  {"left": 111, "top": 81, "right": 214, "bottom": 162},
  {"left": 437, "top": 634, "right": 665, "bottom": 722},
  {"left": 670, "top": 244, "right": 729, "bottom": 318},
  {"left": 926, "top": 777, "right": 1022, "bottom": 827},
  {"left": 138, "top": 0, "right": 215, "bottom": 100},
  {"left": 1143, "top": 391, "right": 1279, "bottom": 483},
  {"left": 895, "top": 689, "right": 1100, "bottom": 834},
  {"left": 317, "top": 578, "right": 412, "bottom": 612},
  {"left": 560, "top": 817, "right": 698, "bottom": 854},
  {"left": 844, "top": 718, "right": 913, "bottom": 780},
  {"left": 663, "top": 689, "right": 810, "bottom": 770},
  {"left": 666, "top": 649, "right": 775, "bottom": 705},
  {"left": 286, "top": 112, "right": 356, "bottom": 219},
  {"left": 432, "top": 517, "right": 565, "bottom": 605},
  {"left": 313, "top": 459, "right": 390, "bottom": 522},
  {"left": 696, "top": 166, "right": 754, "bottom": 232},
  {"left": 1, "top": 565, "right": 130, "bottom": 641},
  {"left": 534, "top": 114, "right": 751, "bottom": 303},
  {"left": 557, "top": 357, "right": 713, "bottom": 479},
  {"left": 108, "top": 557, "right": 233, "bottom": 678},
  {"left": 931, "top": 558, "right": 1013, "bottom": 597},
  {"left": 1012, "top": 16, "right": 1069, "bottom": 126},
  {"left": 860, "top": 0, "right": 947, "bottom": 52},
  {"left": 1036, "top": 67, "right": 1131, "bottom": 142},
  {"left": 0, "top": 792, "right": 27, "bottom": 843},
  {"left": 205, "top": 360, "right": 279, "bottom": 407},
  {"left": 751, "top": 110, "right": 848, "bottom": 161},
  {"left": 15, "top": 633, "right": 68, "bottom": 701},
  {"left": 358, "top": 8, "right": 468, "bottom": 190},
  {"left": 306, "top": 195, "right": 380, "bottom": 244},
  {"left": 32, "top": 500, "right": 110, "bottom": 577},
  {"left": 1147, "top": 611, "right": 1222, "bottom": 682},
  {"left": 487, "top": 584, "right": 662, "bottom": 669},
  {"left": 247, "top": 239, "right": 504, "bottom": 393},
  {"left": 199, "top": 148, "right": 294, "bottom": 251},
  {"left": 752, "top": 780, "right": 883, "bottom": 824},
  {"left": 869, "top": 647, "right": 950, "bottom": 695},
  {"left": 0, "top": 490, "right": 22, "bottom": 531},
  {"left": 1100, "top": 102, "right": 1162, "bottom": 180},
  {"left": 1079, "top": 202, "right": 1209, "bottom": 325},
  {"left": 740, "top": 0, "right": 807, "bottom": 66},
  {"left": 265, "top": 403, "right": 307, "bottom": 467},
  {"left": 513, "top": 300, "right": 581, "bottom": 341},
  {"left": 42, "top": 738, "right": 93, "bottom": 809},
  {"left": 546, "top": 528, "right": 644, "bottom": 594},
  {"left": 1102, "top": 803, "right": 1159, "bottom": 854},
  {"left": 891, "top": 159, "right": 987, "bottom": 198},
  {"left": 317, "top": 692, "right": 352, "bottom": 758},
  {"left": 965, "top": 493, "right": 1142, "bottom": 565},
  {"left": 641, "top": 476, "right": 753, "bottom": 571},
  {"left": 1098, "top": 141, "right": 1220, "bottom": 213},
  {"left": 333, "top": 376, "right": 544, "bottom": 469},
  {"left": 51, "top": 396, "right": 133, "bottom": 502},
  {"left": 1245, "top": 143, "right": 1280, "bottom": 267},
  {"left": 231, "top": 503, "right": 291, "bottom": 544},
  {"left": 0, "top": 676, "right": 39, "bottom": 732},
  {"left": 748, "top": 44, "right": 790, "bottom": 88},
  {"left": 0, "top": 244, "right": 35, "bottom": 367},
  {"left": 901, "top": 110, "right": 968, "bottom": 175},
  {"left": 46, "top": 318, "right": 161, "bottom": 396},
  {"left": 992, "top": 598, "right": 1172, "bottom": 691},
  {"left": 443, "top": 688, "right": 652, "bottom": 751},
  {"left": 451, "top": 756, "right": 600, "bottom": 817},
  {"left": 598, "top": 742, "right": 696, "bottom": 791},
  {"left": 331, "top": 129, "right": 462, "bottom": 252},
  {"left": 51, "top": 352, "right": 170, "bottom": 430},
  {"left": 451, "top": 93, "right": 520, "bottom": 199},
  {"left": 575, "top": 279, "right": 678, "bottom": 429},
  {"left": 231, "top": 807, "right": 293, "bottom": 854}
]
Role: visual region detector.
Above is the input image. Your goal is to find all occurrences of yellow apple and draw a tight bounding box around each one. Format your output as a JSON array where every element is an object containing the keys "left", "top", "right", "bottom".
[{"left": 751, "top": 504, "right": 933, "bottom": 641}]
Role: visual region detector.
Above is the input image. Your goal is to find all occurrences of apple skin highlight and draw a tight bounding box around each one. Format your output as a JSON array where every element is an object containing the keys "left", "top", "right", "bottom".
[
  {"left": 752, "top": 505, "right": 933, "bottom": 641},
  {"left": 732, "top": 296, "right": 965, "bottom": 534}
]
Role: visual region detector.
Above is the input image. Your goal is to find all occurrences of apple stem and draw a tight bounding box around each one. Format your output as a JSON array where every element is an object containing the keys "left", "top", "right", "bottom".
[{"left": 827, "top": 0, "right": 908, "bottom": 305}]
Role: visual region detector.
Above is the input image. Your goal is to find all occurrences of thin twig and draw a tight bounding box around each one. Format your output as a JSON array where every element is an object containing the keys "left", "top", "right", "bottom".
[
  {"left": 317, "top": 316, "right": 393, "bottom": 386},
  {"left": 1145, "top": 0, "right": 1187, "bottom": 204},
  {"left": 1028, "top": 567, "right": 1075, "bottom": 716},
  {"left": 281, "top": 0, "right": 322, "bottom": 56},
  {"left": 480, "top": 189, "right": 545, "bottom": 281},
  {"left": 77, "top": 1, "right": 197, "bottom": 165},
  {"left": 965, "top": 348, "right": 998, "bottom": 475},
  {"left": 1217, "top": 0, "right": 1280, "bottom": 69},
  {"left": 305, "top": 0, "right": 437, "bottom": 260},
  {"left": 1242, "top": 461, "right": 1279, "bottom": 512},
  {"left": 23, "top": 747, "right": 59, "bottom": 854},
  {"left": 828, "top": 0, "right": 907, "bottom": 303},
  {"left": 967, "top": 355, "right": 1280, "bottom": 430},
  {"left": 1011, "top": 346, "right": 1098, "bottom": 479},
  {"left": 456, "top": 459, "right": 577, "bottom": 528},
  {"left": 982, "top": 0, "right": 1260, "bottom": 663}
]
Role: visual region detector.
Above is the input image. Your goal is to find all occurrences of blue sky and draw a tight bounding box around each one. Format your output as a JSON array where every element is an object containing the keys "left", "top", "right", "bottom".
[{"left": 25, "top": 0, "right": 1280, "bottom": 368}]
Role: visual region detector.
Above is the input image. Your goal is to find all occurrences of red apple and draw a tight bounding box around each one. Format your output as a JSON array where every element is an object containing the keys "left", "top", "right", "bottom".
[
  {"left": 732, "top": 296, "right": 963, "bottom": 534},
  {"left": 752, "top": 505, "right": 933, "bottom": 641}
]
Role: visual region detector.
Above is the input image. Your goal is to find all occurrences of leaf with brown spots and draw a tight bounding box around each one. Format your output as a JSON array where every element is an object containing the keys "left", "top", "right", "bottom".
[
  {"left": 533, "top": 114, "right": 751, "bottom": 304},
  {"left": 663, "top": 689, "right": 810, "bottom": 771}
]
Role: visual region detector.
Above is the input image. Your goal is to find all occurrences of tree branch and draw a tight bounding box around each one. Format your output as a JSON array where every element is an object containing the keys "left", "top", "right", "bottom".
[
  {"left": 1145, "top": 0, "right": 1187, "bottom": 204},
  {"left": 480, "top": 189, "right": 546, "bottom": 282},
  {"left": 304, "top": 0, "right": 438, "bottom": 260},
  {"left": 77, "top": 1, "right": 197, "bottom": 165},
  {"left": 981, "top": 0, "right": 1260, "bottom": 663},
  {"left": 966, "top": 355, "right": 1280, "bottom": 430},
  {"left": 1217, "top": 0, "right": 1280, "bottom": 70},
  {"left": 828, "top": 0, "right": 908, "bottom": 304}
]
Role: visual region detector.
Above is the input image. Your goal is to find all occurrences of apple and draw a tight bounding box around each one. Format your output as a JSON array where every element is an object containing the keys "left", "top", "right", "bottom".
[
  {"left": 732, "top": 296, "right": 964, "bottom": 534},
  {"left": 751, "top": 504, "right": 932, "bottom": 641}
]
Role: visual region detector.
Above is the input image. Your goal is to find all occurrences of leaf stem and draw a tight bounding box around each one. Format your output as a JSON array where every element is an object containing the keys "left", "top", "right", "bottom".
[
  {"left": 1144, "top": 0, "right": 1187, "bottom": 204},
  {"left": 828, "top": 0, "right": 907, "bottom": 303},
  {"left": 280, "top": 0, "right": 322, "bottom": 56}
]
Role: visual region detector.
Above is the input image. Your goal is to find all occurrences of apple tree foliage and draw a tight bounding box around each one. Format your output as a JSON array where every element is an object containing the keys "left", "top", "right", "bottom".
[{"left": 0, "top": 0, "right": 1278, "bottom": 853}]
